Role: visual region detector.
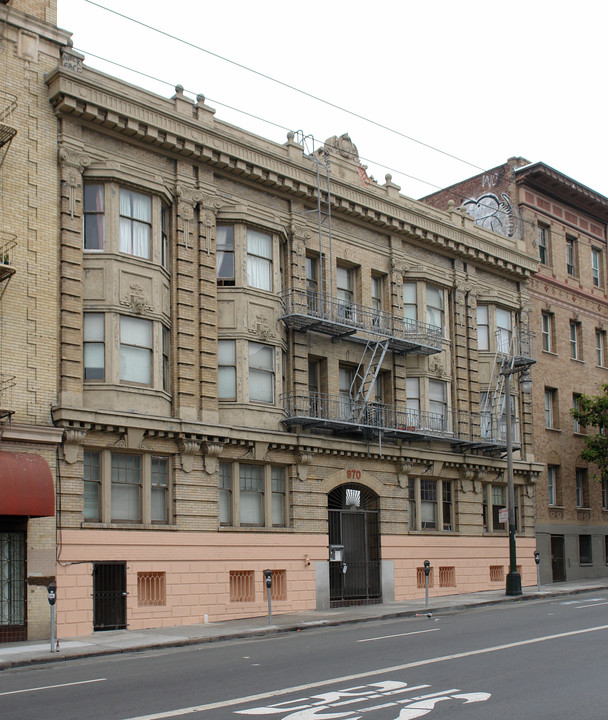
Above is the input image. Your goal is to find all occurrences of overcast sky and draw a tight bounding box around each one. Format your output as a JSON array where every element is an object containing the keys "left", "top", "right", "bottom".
[{"left": 57, "top": 0, "right": 608, "bottom": 201}]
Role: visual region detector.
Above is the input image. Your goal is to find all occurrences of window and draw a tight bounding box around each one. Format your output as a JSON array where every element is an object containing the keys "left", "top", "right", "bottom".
[
  {"left": 566, "top": 236, "right": 577, "bottom": 277},
  {"left": 218, "top": 340, "right": 236, "bottom": 400},
  {"left": 408, "top": 477, "right": 453, "bottom": 532},
  {"left": 538, "top": 224, "right": 549, "bottom": 265},
  {"left": 84, "top": 450, "right": 101, "bottom": 521},
  {"left": 429, "top": 379, "right": 447, "bottom": 430},
  {"left": 337, "top": 266, "right": 355, "bottom": 320},
  {"left": 137, "top": 572, "right": 166, "bottom": 607},
  {"left": 591, "top": 248, "right": 602, "bottom": 288},
  {"left": 405, "top": 377, "right": 420, "bottom": 426},
  {"left": 579, "top": 534, "right": 592, "bottom": 565},
  {"left": 426, "top": 286, "right": 444, "bottom": 332},
  {"left": 477, "top": 305, "right": 489, "bottom": 351},
  {"left": 219, "top": 461, "right": 288, "bottom": 528},
  {"left": 216, "top": 224, "right": 235, "bottom": 286},
  {"left": 596, "top": 329, "right": 607, "bottom": 367},
  {"left": 480, "top": 392, "right": 493, "bottom": 440},
  {"left": 247, "top": 228, "right": 272, "bottom": 291},
  {"left": 151, "top": 456, "right": 168, "bottom": 523},
  {"left": 248, "top": 342, "right": 274, "bottom": 403},
  {"left": 119, "top": 189, "right": 151, "bottom": 259},
  {"left": 482, "top": 484, "right": 520, "bottom": 533},
  {"left": 569, "top": 321, "right": 582, "bottom": 360},
  {"left": 120, "top": 316, "right": 152, "bottom": 384},
  {"left": 83, "top": 184, "right": 105, "bottom": 250},
  {"left": 547, "top": 465, "right": 560, "bottom": 506},
  {"left": 541, "top": 312, "right": 554, "bottom": 353},
  {"left": 162, "top": 326, "right": 170, "bottom": 392},
  {"left": 371, "top": 275, "right": 383, "bottom": 326},
  {"left": 572, "top": 394, "right": 582, "bottom": 433},
  {"left": 161, "top": 207, "right": 169, "bottom": 269},
  {"left": 111, "top": 453, "right": 142, "bottom": 522},
  {"left": 545, "top": 388, "right": 558, "bottom": 429},
  {"left": 576, "top": 468, "right": 589, "bottom": 508},
  {"left": 339, "top": 366, "right": 355, "bottom": 420},
  {"left": 403, "top": 282, "right": 417, "bottom": 327},
  {"left": 84, "top": 313, "right": 105, "bottom": 380},
  {"left": 82, "top": 450, "right": 171, "bottom": 525},
  {"left": 496, "top": 308, "right": 512, "bottom": 354},
  {"left": 306, "top": 255, "right": 319, "bottom": 313}
]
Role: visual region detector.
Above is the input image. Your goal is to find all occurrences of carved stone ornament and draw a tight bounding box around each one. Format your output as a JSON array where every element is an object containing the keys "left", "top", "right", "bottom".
[
  {"left": 428, "top": 356, "right": 443, "bottom": 377},
  {"left": 58, "top": 146, "right": 92, "bottom": 171},
  {"left": 325, "top": 133, "right": 359, "bottom": 161},
  {"left": 397, "top": 461, "right": 414, "bottom": 488},
  {"left": 179, "top": 438, "right": 202, "bottom": 473},
  {"left": 296, "top": 451, "right": 314, "bottom": 481},
  {"left": 289, "top": 223, "right": 313, "bottom": 241},
  {"left": 63, "top": 173, "right": 81, "bottom": 219},
  {"left": 120, "top": 284, "right": 153, "bottom": 315},
  {"left": 62, "top": 428, "right": 86, "bottom": 464},
  {"left": 460, "top": 465, "right": 482, "bottom": 493},
  {"left": 201, "top": 441, "right": 223, "bottom": 475},
  {"left": 249, "top": 314, "right": 276, "bottom": 341}
]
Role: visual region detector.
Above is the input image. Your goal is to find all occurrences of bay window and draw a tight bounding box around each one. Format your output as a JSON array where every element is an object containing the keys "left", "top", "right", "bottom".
[
  {"left": 426, "top": 286, "right": 444, "bottom": 332},
  {"left": 83, "top": 184, "right": 105, "bottom": 250},
  {"left": 120, "top": 316, "right": 152, "bottom": 385},
  {"left": 84, "top": 313, "right": 105, "bottom": 380},
  {"left": 216, "top": 224, "right": 235, "bottom": 286},
  {"left": 248, "top": 342, "right": 274, "bottom": 403},
  {"left": 218, "top": 340, "right": 236, "bottom": 400},
  {"left": 119, "top": 189, "right": 151, "bottom": 259},
  {"left": 247, "top": 228, "right": 272, "bottom": 290}
]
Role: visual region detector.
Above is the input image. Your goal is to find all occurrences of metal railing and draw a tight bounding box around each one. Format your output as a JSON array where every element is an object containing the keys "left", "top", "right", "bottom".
[
  {"left": 280, "top": 289, "right": 443, "bottom": 355},
  {"left": 282, "top": 392, "right": 517, "bottom": 450}
]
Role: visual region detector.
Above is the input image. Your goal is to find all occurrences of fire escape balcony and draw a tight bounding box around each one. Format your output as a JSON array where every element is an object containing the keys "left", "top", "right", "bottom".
[
  {"left": 280, "top": 289, "right": 442, "bottom": 355},
  {"left": 496, "top": 327, "right": 536, "bottom": 370},
  {"left": 281, "top": 392, "right": 516, "bottom": 453},
  {"left": 0, "top": 233, "right": 17, "bottom": 284}
]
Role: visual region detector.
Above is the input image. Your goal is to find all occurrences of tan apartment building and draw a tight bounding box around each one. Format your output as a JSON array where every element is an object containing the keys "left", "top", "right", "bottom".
[
  {"left": 0, "top": 0, "right": 67, "bottom": 641},
  {"left": 423, "top": 158, "right": 608, "bottom": 584},
  {"left": 39, "top": 40, "right": 546, "bottom": 639}
]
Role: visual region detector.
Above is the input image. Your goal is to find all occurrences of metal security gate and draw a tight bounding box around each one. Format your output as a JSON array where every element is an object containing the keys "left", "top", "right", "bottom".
[
  {"left": 0, "top": 530, "right": 26, "bottom": 642},
  {"left": 93, "top": 562, "right": 127, "bottom": 631},
  {"left": 551, "top": 535, "right": 566, "bottom": 583},
  {"left": 328, "top": 484, "right": 381, "bottom": 607}
]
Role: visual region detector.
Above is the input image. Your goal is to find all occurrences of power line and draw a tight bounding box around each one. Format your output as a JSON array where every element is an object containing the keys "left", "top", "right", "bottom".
[{"left": 84, "top": 0, "right": 486, "bottom": 174}]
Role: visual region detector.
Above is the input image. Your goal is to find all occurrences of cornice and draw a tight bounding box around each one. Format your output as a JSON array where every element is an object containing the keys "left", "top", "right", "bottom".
[
  {"left": 46, "top": 65, "right": 537, "bottom": 280},
  {"left": 1, "top": 423, "right": 64, "bottom": 445},
  {"left": 0, "top": 5, "right": 71, "bottom": 46}
]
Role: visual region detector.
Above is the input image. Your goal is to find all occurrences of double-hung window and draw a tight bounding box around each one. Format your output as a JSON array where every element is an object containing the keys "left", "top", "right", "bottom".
[
  {"left": 405, "top": 377, "right": 420, "bottom": 427},
  {"left": 572, "top": 394, "right": 583, "bottom": 433},
  {"left": 151, "top": 456, "right": 169, "bottom": 523},
  {"left": 547, "top": 465, "right": 557, "bottom": 506},
  {"left": 219, "top": 461, "right": 288, "bottom": 528},
  {"left": 576, "top": 468, "right": 589, "bottom": 508},
  {"left": 248, "top": 342, "right": 274, "bottom": 403},
  {"left": 408, "top": 477, "right": 453, "bottom": 532},
  {"left": 371, "top": 275, "right": 383, "bottom": 327},
  {"left": 216, "top": 225, "right": 235, "bottom": 286},
  {"left": 482, "top": 484, "right": 519, "bottom": 532},
  {"left": 566, "top": 237, "right": 577, "bottom": 277},
  {"left": 538, "top": 224, "right": 549, "bottom": 265},
  {"left": 337, "top": 266, "right": 355, "bottom": 320},
  {"left": 545, "top": 387, "right": 557, "bottom": 428},
  {"left": 306, "top": 255, "right": 319, "bottom": 313},
  {"left": 569, "top": 321, "right": 582, "bottom": 360},
  {"left": 84, "top": 450, "right": 101, "bottom": 521},
  {"left": 426, "top": 286, "right": 444, "bottom": 333},
  {"left": 596, "top": 329, "right": 607, "bottom": 367},
  {"left": 541, "top": 312, "right": 553, "bottom": 352},
  {"left": 119, "top": 189, "right": 151, "bottom": 259},
  {"left": 218, "top": 340, "right": 236, "bottom": 400},
  {"left": 247, "top": 228, "right": 272, "bottom": 290},
  {"left": 496, "top": 308, "right": 512, "bottom": 354},
  {"left": 120, "top": 316, "right": 152, "bottom": 384},
  {"left": 83, "top": 184, "right": 105, "bottom": 250},
  {"left": 84, "top": 313, "right": 105, "bottom": 380},
  {"left": 428, "top": 379, "right": 447, "bottom": 430},
  {"left": 111, "top": 453, "right": 142, "bottom": 523},
  {"left": 591, "top": 248, "right": 601, "bottom": 288},
  {"left": 403, "top": 282, "right": 417, "bottom": 328},
  {"left": 477, "top": 305, "right": 490, "bottom": 351}
]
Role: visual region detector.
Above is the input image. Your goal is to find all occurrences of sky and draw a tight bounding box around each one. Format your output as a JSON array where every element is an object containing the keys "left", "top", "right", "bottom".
[{"left": 57, "top": 0, "right": 608, "bottom": 201}]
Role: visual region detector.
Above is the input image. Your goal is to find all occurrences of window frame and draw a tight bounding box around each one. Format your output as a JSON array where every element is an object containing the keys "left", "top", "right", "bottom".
[
  {"left": 119, "top": 315, "right": 153, "bottom": 386},
  {"left": 84, "top": 312, "right": 105, "bottom": 381},
  {"left": 83, "top": 183, "right": 105, "bottom": 251},
  {"left": 216, "top": 224, "right": 235, "bottom": 286},
  {"left": 248, "top": 341, "right": 275, "bottom": 404},
  {"left": 591, "top": 248, "right": 602, "bottom": 288},
  {"left": 119, "top": 188, "right": 152, "bottom": 260},
  {"left": 579, "top": 534, "right": 593, "bottom": 565},
  {"left": 541, "top": 311, "right": 554, "bottom": 353},
  {"left": 218, "top": 339, "right": 237, "bottom": 401},
  {"left": 569, "top": 320, "right": 582, "bottom": 361},
  {"left": 545, "top": 387, "right": 558, "bottom": 429},
  {"left": 566, "top": 236, "right": 577, "bottom": 277},
  {"left": 537, "top": 223, "right": 550, "bottom": 265},
  {"left": 408, "top": 477, "right": 454, "bottom": 532},
  {"left": 596, "top": 329, "right": 607, "bottom": 367},
  {"left": 218, "top": 461, "right": 288, "bottom": 529},
  {"left": 246, "top": 227, "right": 273, "bottom": 291},
  {"left": 482, "top": 483, "right": 520, "bottom": 533},
  {"left": 575, "top": 468, "right": 589, "bottom": 508}
]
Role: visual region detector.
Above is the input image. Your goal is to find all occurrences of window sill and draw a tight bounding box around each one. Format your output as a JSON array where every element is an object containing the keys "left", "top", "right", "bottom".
[
  {"left": 408, "top": 529, "right": 457, "bottom": 535},
  {"left": 570, "top": 358, "right": 585, "bottom": 364},
  {"left": 541, "top": 350, "right": 558, "bottom": 357},
  {"left": 81, "top": 522, "right": 176, "bottom": 531},
  {"left": 219, "top": 525, "right": 293, "bottom": 532},
  {"left": 545, "top": 427, "right": 562, "bottom": 433}
]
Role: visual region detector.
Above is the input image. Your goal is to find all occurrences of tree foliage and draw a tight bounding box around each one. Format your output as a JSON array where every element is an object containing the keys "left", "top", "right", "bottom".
[{"left": 571, "top": 383, "right": 608, "bottom": 482}]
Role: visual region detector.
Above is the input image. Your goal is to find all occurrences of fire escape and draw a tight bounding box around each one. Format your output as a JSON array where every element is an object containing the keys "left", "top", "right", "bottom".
[
  {"left": 0, "top": 92, "right": 17, "bottom": 422},
  {"left": 279, "top": 136, "right": 533, "bottom": 454}
]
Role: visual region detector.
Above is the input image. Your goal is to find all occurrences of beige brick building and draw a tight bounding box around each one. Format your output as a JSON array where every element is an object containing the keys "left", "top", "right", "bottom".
[
  {"left": 0, "top": 0, "right": 66, "bottom": 641},
  {"left": 2, "top": 1, "right": 548, "bottom": 642},
  {"left": 423, "top": 158, "right": 608, "bottom": 583}
]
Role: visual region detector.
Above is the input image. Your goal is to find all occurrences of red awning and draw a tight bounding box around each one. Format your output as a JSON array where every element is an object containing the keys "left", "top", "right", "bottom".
[{"left": 0, "top": 452, "right": 55, "bottom": 517}]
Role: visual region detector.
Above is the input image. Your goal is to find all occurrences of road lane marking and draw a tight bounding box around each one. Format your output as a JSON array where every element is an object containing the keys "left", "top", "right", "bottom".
[
  {"left": 576, "top": 601, "right": 608, "bottom": 609},
  {"left": 117, "top": 624, "right": 608, "bottom": 720},
  {"left": 357, "top": 629, "right": 440, "bottom": 643},
  {"left": 0, "top": 678, "right": 107, "bottom": 696}
]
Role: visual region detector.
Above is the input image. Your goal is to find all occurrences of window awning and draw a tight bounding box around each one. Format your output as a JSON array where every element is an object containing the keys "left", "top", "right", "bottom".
[{"left": 0, "top": 452, "right": 55, "bottom": 517}]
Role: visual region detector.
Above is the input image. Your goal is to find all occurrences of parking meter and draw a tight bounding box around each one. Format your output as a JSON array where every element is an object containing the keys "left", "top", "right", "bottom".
[
  {"left": 423, "top": 560, "right": 431, "bottom": 609},
  {"left": 423, "top": 560, "right": 431, "bottom": 577},
  {"left": 263, "top": 570, "right": 272, "bottom": 624},
  {"left": 534, "top": 551, "right": 540, "bottom": 565},
  {"left": 534, "top": 550, "right": 541, "bottom": 592},
  {"left": 47, "top": 581, "right": 57, "bottom": 652},
  {"left": 47, "top": 581, "right": 57, "bottom": 605},
  {"left": 263, "top": 569, "right": 272, "bottom": 588}
]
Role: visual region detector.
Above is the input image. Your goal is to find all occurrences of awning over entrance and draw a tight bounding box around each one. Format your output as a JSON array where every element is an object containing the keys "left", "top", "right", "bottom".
[{"left": 0, "top": 452, "right": 54, "bottom": 517}]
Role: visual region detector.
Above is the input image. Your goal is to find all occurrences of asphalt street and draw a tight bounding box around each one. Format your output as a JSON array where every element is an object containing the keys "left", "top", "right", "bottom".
[{"left": 2, "top": 592, "right": 608, "bottom": 720}]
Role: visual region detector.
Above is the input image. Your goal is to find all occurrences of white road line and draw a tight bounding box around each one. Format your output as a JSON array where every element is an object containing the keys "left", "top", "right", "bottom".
[
  {"left": 117, "top": 624, "right": 608, "bottom": 720},
  {"left": 576, "top": 601, "right": 608, "bottom": 609},
  {"left": 357, "top": 629, "right": 440, "bottom": 643},
  {"left": 0, "top": 678, "right": 107, "bottom": 697}
]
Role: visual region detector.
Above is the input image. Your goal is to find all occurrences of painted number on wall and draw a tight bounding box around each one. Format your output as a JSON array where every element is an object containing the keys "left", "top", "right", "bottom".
[{"left": 346, "top": 470, "right": 361, "bottom": 480}]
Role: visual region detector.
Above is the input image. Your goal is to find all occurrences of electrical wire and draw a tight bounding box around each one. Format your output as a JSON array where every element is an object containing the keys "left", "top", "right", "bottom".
[{"left": 84, "top": 0, "right": 486, "bottom": 173}]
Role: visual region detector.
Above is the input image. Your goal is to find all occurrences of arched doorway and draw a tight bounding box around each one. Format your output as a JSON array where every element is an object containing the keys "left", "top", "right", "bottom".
[{"left": 328, "top": 483, "right": 381, "bottom": 607}]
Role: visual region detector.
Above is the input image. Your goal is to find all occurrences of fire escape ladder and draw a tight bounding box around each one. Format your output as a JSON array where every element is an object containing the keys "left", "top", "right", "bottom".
[
  {"left": 351, "top": 339, "right": 389, "bottom": 422},
  {"left": 0, "top": 93, "right": 18, "bottom": 168}
]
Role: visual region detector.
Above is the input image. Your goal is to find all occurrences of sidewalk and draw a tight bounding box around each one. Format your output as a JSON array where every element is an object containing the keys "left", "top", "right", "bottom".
[{"left": 2, "top": 578, "right": 607, "bottom": 671}]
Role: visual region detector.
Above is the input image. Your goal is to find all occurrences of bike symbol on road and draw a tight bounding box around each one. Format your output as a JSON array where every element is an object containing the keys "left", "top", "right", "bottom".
[{"left": 235, "top": 679, "right": 491, "bottom": 719}]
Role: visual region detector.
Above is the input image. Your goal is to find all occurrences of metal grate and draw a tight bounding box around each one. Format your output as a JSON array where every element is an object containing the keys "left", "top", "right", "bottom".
[
  {"left": 417, "top": 567, "right": 434, "bottom": 589},
  {"left": 93, "top": 563, "right": 126, "bottom": 631},
  {"left": 439, "top": 566, "right": 456, "bottom": 587},
  {"left": 270, "top": 570, "right": 287, "bottom": 601},
  {"left": 0, "top": 531, "right": 26, "bottom": 642},
  {"left": 137, "top": 572, "right": 166, "bottom": 606},
  {"left": 490, "top": 565, "right": 505, "bottom": 582},
  {"left": 230, "top": 570, "right": 255, "bottom": 602}
]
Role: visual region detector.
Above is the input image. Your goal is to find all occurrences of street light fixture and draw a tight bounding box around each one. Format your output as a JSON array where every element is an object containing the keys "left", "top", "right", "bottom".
[{"left": 501, "top": 359, "right": 533, "bottom": 597}]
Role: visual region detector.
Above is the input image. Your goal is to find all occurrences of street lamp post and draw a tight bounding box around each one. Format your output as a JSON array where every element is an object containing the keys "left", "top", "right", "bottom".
[{"left": 501, "top": 362, "right": 533, "bottom": 597}]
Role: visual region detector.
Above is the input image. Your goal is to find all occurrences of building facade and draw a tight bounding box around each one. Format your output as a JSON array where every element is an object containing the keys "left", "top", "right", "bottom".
[
  {"left": 423, "top": 158, "right": 608, "bottom": 583},
  {"left": 0, "top": 0, "right": 66, "bottom": 641}
]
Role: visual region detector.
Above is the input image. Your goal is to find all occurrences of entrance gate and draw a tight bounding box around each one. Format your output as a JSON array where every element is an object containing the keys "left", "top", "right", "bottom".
[
  {"left": 328, "top": 484, "right": 381, "bottom": 607},
  {"left": 551, "top": 535, "right": 566, "bottom": 582},
  {"left": 93, "top": 562, "right": 127, "bottom": 631},
  {"left": 0, "top": 529, "right": 26, "bottom": 642}
]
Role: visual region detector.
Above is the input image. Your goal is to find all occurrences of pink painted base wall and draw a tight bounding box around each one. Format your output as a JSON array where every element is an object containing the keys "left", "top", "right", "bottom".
[{"left": 56, "top": 529, "right": 538, "bottom": 639}]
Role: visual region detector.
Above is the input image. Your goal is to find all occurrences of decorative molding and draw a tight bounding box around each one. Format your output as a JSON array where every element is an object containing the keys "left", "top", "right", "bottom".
[
  {"left": 397, "top": 461, "right": 414, "bottom": 488},
  {"left": 179, "top": 438, "right": 202, "bottom": 473},
  {"left": 62, "top": 428, "right": 87, "bottom": 464},
  {"left": 296, "top": 451, "right": 314, "bottom": 481},
  {"left": 249, "top": 313, "right": 276, "bottom": 341},
  {"left": 201, "top": 441, "right": 223, "bottom": 474},
  {"left": 119, "top": 284, "right": 153, "bottom": 315}
]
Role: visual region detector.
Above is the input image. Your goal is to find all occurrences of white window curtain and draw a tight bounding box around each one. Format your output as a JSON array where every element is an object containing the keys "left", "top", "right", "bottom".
[
  {"left": 218, "top": 340, "right": 236, "bottom": 399},
  {"left": 249, "top": 342, "right": 274, "bottom": 403},
  {"left": 120, "top": 316, "right": 152, "bottom": 384},
  {"left": 240, "top": 465, "right": 264, "bottom": 524},
  {"left": 119, "top": 189, "right": 151, "bottom": 259},
  {"left": 216, "top": 225, "right": 235, "bottom": 280},
  {"left": 496, "top": 308, "right": 512, "bottom": 354},
  {"left": 429, "top": 380, "right": 447, "bottom": 429},
  {"left": 247, "top": 229, "right": 272, "bottom": 290},
  {"left": 426, "top": 286, "right": 444, "bottom": 331}
]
